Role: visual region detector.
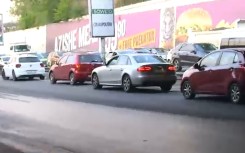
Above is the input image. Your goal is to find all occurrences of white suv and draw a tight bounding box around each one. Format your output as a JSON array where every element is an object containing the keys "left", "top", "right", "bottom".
[{"left": 1, "top": 53, "right": 45, "bottom": 81}]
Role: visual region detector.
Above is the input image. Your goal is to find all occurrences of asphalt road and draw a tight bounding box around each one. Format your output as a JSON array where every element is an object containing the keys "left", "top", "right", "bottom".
[
  {"left": 1, "top": 76, "right": 245, "bottom": 153},
  {"left": 1, "top": 77, "right": 245, "bottom": 120}
]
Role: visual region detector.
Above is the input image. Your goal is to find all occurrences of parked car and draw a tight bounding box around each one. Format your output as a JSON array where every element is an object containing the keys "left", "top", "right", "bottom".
[
  {"left": 181, "top": 48, "right": 245, "bottom": 104},
  {"left": 135, "top": 48, "right": 168, "bottom": 60},
  {"left": 91, "top": 54, "right": 177, "bottom": 92},
  {"left": 167, "top": 43, "right": 217, "bottom": 71},
  {"left": 49, "top": 51, "right": 103, "bottom": 85},
  {"left": 1, "top": 53, "right": 45, "bottom": 81},
  {"left": 36, "top": 52, "right": 48, "bottom": 67},
  {"left": 47, "top": 51, "right": 65, "bottom": 67}
]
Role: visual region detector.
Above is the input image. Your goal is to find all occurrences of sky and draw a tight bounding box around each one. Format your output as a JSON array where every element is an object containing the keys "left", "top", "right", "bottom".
[{"left": 0, "top": 0, "right": 16, "bottom": 23}]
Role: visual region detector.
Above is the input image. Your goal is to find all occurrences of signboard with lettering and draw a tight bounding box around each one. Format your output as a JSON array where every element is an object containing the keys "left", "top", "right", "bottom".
[
  {"left": 0, "top": 14, "right": 3, "bottom": 46},
  {"left": 46, "top": 10, "right": 160, "bottom": 52},
  {"left": 89, "top": 0, "right": 115, "bottom": 37}
]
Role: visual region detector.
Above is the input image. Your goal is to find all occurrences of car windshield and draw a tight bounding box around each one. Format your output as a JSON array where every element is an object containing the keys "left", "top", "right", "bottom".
[
  {"left": 79, "top": 54, "right": 103, "bottom": 63},
  {"left": 41, "top": 53, "right": 48, "bottom": 58},
  {"left": 195, "top": 43, "right": 217, "bottom": 52},
  {"left": 19, "top": 57, "right": 40, "bottom": 63},
  {"left": 2, "top": 57, "right": 10, "bottom": 61},
  {"left": 133, "top": 55, "right": 166, "bottom": 63},
  {"left": 118, "top": 51, "right": 135, "bottom": 54},
  {"left": 14, "top": 45, "right": 30, "bottom": 52}
]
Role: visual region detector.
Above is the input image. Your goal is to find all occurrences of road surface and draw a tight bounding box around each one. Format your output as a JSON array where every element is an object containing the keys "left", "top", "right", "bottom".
[{"left": 0, "top": 78, "right": 245, "bottom": 153}]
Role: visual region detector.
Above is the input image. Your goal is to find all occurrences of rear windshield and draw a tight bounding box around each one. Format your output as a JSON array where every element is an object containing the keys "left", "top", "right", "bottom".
[
  {"left": 133, "top": 55, "right": 166, "bottom": 63},
  {"left": 19, "top": 57, "right": 40, "bottom": 63},
  {"left": 79, "top": 54, "right": 103, "bottom": 63}
]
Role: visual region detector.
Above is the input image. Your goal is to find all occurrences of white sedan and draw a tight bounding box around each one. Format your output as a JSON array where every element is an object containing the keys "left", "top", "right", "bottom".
[{"left": 1, "top": 53, "right": 46, "bottom": 81}]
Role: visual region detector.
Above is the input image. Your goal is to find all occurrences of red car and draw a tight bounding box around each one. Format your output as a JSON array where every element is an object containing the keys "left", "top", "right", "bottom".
[
  {"left": 181, "top": 48, "right": 245, "bottom": 104},
  {"left": 49, "top": 52, "right": 103, "bottom": 85}
]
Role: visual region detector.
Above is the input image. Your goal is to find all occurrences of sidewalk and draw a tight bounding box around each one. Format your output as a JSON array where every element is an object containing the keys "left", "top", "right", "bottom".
[{"left": 0, "top": 143, "right": 24, "bottom": 153}]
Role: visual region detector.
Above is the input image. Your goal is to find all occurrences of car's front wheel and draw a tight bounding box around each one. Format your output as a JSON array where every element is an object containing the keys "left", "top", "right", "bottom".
[
  {"left": 229, "top": 83, "right": 243, "bottom": 104},
  {"left": 49, "top": 72, "right": 57, "bottom": 84},
  {"left": 181, "top": 80, "right": 196, "bottom": 99},
  {"left": 92, "top": 73, "right": 102, "bottom": 89},
  {"left": 2, "top": 70, "right": 9, "bottom": 80},
  {"left": 173, "top": 59, "right": 182, "bottom": 71}
]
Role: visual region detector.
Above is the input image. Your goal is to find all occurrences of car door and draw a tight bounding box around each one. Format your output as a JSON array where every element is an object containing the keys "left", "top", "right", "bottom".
[
  {"left": 212, "top": 51, "right": 238, "bottom": 94},
  {"left": 113, "top": 55, "right": 131, "bottom": 84},
  {"left": 54, "top": 55, "right": 68, "bottom": 80},
  {"left": 61, "top": 55, "right": 75, "bottom": 80},
  {"left": 190, "top": 51, "right": 222, "bottom": 93},
  {"left": 99, "top": 56, "right": 119, "bottom": 84},
  {"left": 3, "top": 57, "right": 13, "bottom": 77},
  {"left": 178, "top": 44, "right": 195, "bottom": 66}
]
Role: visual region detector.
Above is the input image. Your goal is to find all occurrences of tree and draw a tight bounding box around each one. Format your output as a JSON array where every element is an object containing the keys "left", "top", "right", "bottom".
[
  {"left": 115, "top": 0, "right": 149, "bottom": 7},
  {"left": 54, "top": 0, "right": 86, "bottom": 22},
  {"left": 10, "top": 0, "right": 86, "bottom": 29}
]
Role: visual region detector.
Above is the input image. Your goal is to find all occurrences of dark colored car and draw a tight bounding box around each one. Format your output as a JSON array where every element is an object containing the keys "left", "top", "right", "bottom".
[
  {"left": 167, "top": 43, "right": 217, "bottom": 71},
  {"left": 181, "top": 48, "right": 245, "bottom": 104},
  {"left": 49, "top": 52, "right": 103, "bottom": 85}
]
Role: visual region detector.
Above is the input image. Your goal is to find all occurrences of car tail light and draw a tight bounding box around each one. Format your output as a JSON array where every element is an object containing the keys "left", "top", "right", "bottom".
[
  {"left": 40, "top": 63, "right": 44, "bottom": 67},
  {"left": 75, "top": 64, "right": 81, "bottom": 70},
  {"left": 16, "top": 64, "right": 21, "bottom": 68},
  {"left": 168, "top": 66, "right": 176, "bottom": 71},
  {"left": 137, "top": 66, "right": 152, "bottom": 72}
]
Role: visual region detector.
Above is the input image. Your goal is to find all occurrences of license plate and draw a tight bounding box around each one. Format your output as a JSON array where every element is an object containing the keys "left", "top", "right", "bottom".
[{"left": 26, "top": 70, "right": 36, "bottom": 74}]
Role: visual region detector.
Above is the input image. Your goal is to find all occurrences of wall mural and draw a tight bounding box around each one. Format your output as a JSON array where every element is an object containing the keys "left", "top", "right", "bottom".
[
  {"left": 175, "top": 0, "right": 245, "bottom": 45},
  {"left": 159, "top": 7, "right": 176, "bottom": 49}
]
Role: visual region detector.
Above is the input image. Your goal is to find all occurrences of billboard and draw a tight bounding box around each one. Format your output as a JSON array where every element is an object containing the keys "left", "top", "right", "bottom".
[
  {"left": 46, "top": 10, "right": 160, "bottom": 52},
  {"left": 0, "top": 14, "right": 3, "bottom": 46},
  {"left": 175, "top": 0, "right": 245, "bottom": 45}
]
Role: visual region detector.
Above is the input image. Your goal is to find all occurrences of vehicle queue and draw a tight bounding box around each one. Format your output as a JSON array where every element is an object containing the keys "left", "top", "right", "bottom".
[{"left": 1, "top": 44, "right": 245, "bottom": 104}]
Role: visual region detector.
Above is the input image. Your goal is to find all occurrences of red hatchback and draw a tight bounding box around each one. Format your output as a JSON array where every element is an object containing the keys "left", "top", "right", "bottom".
[
  {"left": 181, "top": 48, "right": 245, "bottom": 104},
  {"left": 49, "top": 52, "right": 103, "bottom": 85}
]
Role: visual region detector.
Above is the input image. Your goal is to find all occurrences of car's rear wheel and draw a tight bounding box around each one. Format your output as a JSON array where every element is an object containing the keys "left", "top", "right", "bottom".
[
  {"left": 12, "top": 70, "right": 18, "bottom": 81},
  {"left": 40, "top": 76, "right": 45, "bottom": 80},
  {"left": 160, "top": 84, "right": 172, "bottom": 92},
  {"left": 69, "top": 73, "right": 76, "bottom": 85},
  {"left": 122, "top": 75, "right": 134, "bottom": 93},
  {"left": 49, "top": 72, "right": 57, "bottom": 84},
  {"left": 2, "top": 70, "right": 9, "bottom": 80},
  {"left": 173, "top": 59, "right": 182, "bottom": 71},
  {"left": 229, "top": 83, "right": 243, "bottom": 104},
  {"left": 181, "top": 80, "right": 196, "bottom": 99},
  {"left": 92, "top": 73, "right": 102, "bottom": 89}
]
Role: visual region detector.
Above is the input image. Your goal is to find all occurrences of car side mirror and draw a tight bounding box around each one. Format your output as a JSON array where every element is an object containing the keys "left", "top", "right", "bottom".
[
  {"left": 193, "top": 63, "right": 200, "bottom": 69},
  {"left": 191, "top": 50, "right": 197, "bottom": 54}
]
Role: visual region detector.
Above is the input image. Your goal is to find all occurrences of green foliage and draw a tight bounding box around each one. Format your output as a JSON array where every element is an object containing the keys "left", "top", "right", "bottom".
[
  {"left": 115, "top": 0, "right": 150, "bottom": 7},
  {"left": 10, "top": 0, "right": 86, "bottom": 29}
]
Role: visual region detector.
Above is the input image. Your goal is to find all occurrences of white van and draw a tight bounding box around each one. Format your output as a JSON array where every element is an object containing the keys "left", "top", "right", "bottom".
[{"left": 220, "top": 28, "right": 245, "bottom": 49}]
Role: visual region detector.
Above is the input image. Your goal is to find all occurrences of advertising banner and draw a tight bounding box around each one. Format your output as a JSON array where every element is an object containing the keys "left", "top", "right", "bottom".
[
  {"left": 0, "top": 14, "right": 3, "bottom": 46},
  {"left": 46, "top": 10, "right": 160, "bottom": 52},
  {"left": 175, "top": 0, "right": 245, "bottom": 45},
  {"left": 89, "top": 0, "right": 115, "bottom": 37}
]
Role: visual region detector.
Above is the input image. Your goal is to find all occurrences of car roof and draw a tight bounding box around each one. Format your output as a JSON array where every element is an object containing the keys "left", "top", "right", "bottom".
[
  {"left": 64, "top": 51, "right": 100, "bottom": 55},
  {"left": 220, "top": 48, "right": 245, "bottom": 53},
  {"left": 14, "top": 53, "right": 38, "bottom": 58}
]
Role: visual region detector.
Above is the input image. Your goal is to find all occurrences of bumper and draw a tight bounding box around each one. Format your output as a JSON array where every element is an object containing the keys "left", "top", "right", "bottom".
[
  {"left": 15, "top": 69, "right": 45, "bottom": 78},
  {"left": 131, "top": 74, "right": 177, "bottom": 86},
  {"left": 74, "top": 71, "right": 91, "bottom": 81}
]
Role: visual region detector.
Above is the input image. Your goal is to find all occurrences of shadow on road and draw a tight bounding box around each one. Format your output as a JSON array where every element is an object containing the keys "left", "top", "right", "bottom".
[{"left": 102, "top": 86, "right": 178, "bottom": 94}]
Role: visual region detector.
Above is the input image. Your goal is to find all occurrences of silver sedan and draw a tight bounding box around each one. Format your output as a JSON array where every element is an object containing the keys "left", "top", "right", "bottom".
[{"left": 91, "top": 54, "right": 177, "bottom": 92}]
